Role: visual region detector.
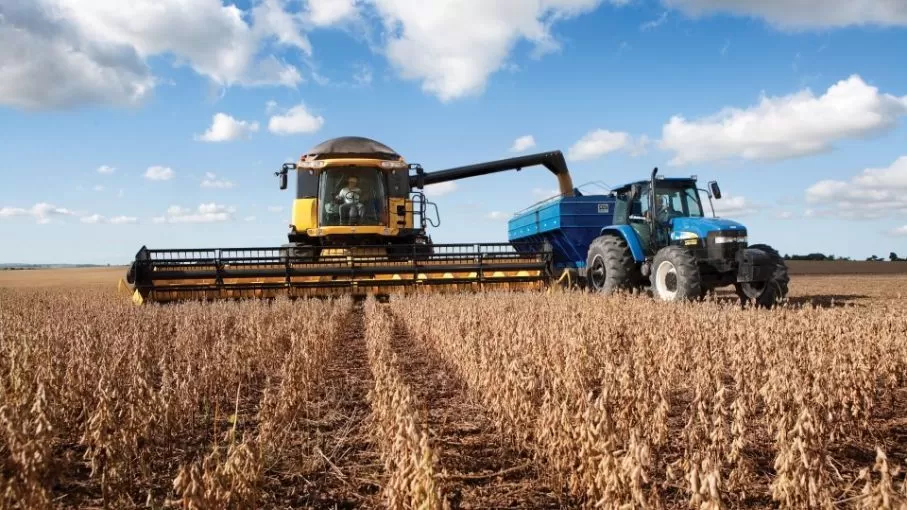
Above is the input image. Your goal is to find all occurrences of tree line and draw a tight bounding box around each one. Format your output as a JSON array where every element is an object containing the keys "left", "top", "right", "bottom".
[{"left": 783, "top": 253, "right": 904, "bottom": 262}]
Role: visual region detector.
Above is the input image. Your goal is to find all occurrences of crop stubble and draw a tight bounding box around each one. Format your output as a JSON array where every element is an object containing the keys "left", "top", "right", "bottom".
[{"left": 1, "top": 275, "right": 906, "bottom": 508}]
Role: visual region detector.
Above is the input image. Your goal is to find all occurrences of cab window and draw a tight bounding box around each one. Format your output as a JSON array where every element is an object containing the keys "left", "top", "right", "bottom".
[{"left": 319, "top": 167, "right": 387, "bottom": 226}]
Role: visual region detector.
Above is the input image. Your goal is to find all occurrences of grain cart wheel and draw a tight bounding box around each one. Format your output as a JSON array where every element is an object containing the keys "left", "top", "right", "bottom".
[
  {"left": 585, "top": 235, "right": 635, "bottom": 294},
  {"left": 735, "top": 243, "right": 789, "bottom": 308},
  {"left": 650, "top": 246, "right": 701, "bottom": 301}
]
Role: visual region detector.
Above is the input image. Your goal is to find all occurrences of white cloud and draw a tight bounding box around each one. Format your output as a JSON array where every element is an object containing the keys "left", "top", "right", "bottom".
[
  {"left": 660, "top": 75, "right": 907, "bottom": 165},
  {"left": 0, "top": 203, "right": 75, "bottom": 224},
  {"left": 775, "top": 211, "right": 794, "bottom": 220},
  {"left": 891, "top": 225, "right": 907, "bottom": 236},
  {"left": 268, "top": 104, "right": 325, "bottom": 135},
  {"left": 306, "top": 0, "right": 359, "bottom": 26},
  {"left": 195, "top": 113, "right": 260, "bottom": 142},
  {"left": 144, "top": 166, "right": 174, "bottom": 181},
  {"left": 244, "top": 215, "right": 257, "bottom": 222},
  {"left": 81, "top": 214, "right": 104, "bottom": 224},
  {"left": 0, "top": 0, "right": 309, "bottom": 110},
  {"left": 352, "top": 63, "right": 373, "bottom": 87},
  {"left": 662, "top": 0, "right": 907, "bottom": 28},
  {"left": 509, "top": 135, "right": 537, "bottom": 153},
  {"left": 265, "top": 100, "right": 278, "bottom": 113},
  {"left": 712, "top": 196, "right": 760, "bottom": 218},
  {"left": 567, "top": 129, "right": 633, "bottom": 161},
  {"left": 93, "top": 185, "right": 105, "bottom": 192},
  {"left": 805, "top": 155, "right": 907, "bottom": 219},
  {"left": 369, "top": 0, "right": 608, "bottom": 101},
  {"left": 96, "top": 165, "right": 116, "bottom": 174},
  {"left": 486, "top": 211, "right": 510, "bottom": 221},
  {"left": 201, "top": 172, "right": 235, "bottom": 189},
  {"left": 422, "top": 182, "right": 457, "bottom": 197},
  {"left": 80, "top": 213, "right": 140, "bottom": 224},
  {"left": 640, "top": 11, "right": 668, "bottom": 30},
  {"left": 268, "top": 206, "right": 285, "bottom": 213},
  {"left": 156, "top": 203, "right": 236, "bottom": 224}
]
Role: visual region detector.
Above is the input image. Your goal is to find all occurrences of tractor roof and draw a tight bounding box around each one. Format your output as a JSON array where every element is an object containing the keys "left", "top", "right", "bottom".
[
  {"left": 612, "top": 177, "right": 697, "bottom": 194},
  {"left": 302, "top": 136, "right": 402, "bottom": 161}
]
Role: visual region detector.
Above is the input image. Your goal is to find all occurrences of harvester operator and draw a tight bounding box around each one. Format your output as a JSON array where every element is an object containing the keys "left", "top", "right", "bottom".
[{"left": 336, "top": 175, "right": 365, "bottom": 224}]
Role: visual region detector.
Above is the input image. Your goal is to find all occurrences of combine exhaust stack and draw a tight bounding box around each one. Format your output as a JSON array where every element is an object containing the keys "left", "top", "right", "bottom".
[{"left": 125, "top": 243, "right": 550, "bottom": 304}]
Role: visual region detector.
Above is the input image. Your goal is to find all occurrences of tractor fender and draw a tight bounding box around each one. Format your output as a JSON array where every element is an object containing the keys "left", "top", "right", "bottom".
[{"left": 599, "top": 225, "right": 646, "bottom": 262}]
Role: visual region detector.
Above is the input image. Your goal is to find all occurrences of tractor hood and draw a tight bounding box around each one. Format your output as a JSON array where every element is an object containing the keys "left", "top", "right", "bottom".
[{"left": 670, "top": 216, "right": 746, "bottom": 239}]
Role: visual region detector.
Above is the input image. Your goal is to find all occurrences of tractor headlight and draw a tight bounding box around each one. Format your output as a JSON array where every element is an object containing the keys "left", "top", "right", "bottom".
[
  {"left": 671, "top": 231, "right": 699, "bottom": 241},
  {"left": 714, "top": 235, "right": 747, "bottom": 244}
]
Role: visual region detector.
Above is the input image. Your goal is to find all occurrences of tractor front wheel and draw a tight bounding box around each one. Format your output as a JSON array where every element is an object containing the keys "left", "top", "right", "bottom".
[
  {"left": 650, "top": 246, "right": 701, "bottom": 301},
  {"left": 585, "top": 235, "right": 636, "bottom": 294},
  {"left": 735, "top": 243, "right": 789, "bottom": 308}
]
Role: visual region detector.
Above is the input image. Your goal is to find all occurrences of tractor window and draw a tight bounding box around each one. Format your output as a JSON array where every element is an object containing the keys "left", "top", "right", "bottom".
[
  {"left": 319, "top": 167, "right": 386, "bottom": 226},
  {"left": 654, "top": 185, "right": 704, "bottom": 219}
]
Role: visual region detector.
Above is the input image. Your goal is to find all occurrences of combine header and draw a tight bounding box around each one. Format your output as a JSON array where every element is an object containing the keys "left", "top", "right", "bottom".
[{"left": 124, "top": 137, "right": 567, "bottom": 304}]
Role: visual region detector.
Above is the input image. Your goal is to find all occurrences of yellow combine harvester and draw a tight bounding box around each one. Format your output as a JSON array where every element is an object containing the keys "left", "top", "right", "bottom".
[{"left": 123, "top": 136, "right": 574, "bottom": 304}]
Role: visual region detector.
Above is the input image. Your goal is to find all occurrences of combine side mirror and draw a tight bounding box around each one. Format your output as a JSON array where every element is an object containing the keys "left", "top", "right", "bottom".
[
  {"left": 629, "top": 183, "right": 641, "bottom": 201},
  {"left": 276, "top": 162, "right": 295, "bottom": 190},
  {"left": 709, "top": 181, "right": 722, "bottom": 199}
]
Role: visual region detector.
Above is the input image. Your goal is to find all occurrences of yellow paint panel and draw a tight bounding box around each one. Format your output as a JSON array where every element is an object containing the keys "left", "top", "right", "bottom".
[
  {"left": 389, "top": 197, "right": 413, "bottom": 229},
  {"left": 292, "top": 198, "right": 318, "bottom": 231},
  {"left": 308, "top": 226, "right": 398, "bottom": 236}
]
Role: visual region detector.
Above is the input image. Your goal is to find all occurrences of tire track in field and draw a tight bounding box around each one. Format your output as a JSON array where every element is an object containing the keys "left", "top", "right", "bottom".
[
  {"left": 304, "top": 302, "right": 382, "bottom": 509},
  {"left": 385, "top": 309, "right": 561, "bottom": 509}
]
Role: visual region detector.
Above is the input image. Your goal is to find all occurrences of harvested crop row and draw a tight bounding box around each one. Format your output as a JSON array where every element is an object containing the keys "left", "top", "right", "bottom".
[
  {"left": 363, "top": 297, "right": 446, "bottom": 509},
  {"left": 382, "top": 307, "right": 561, "bottom": 508},
  {"left": 0, "top": 289, "right": 351, "bottom": 508},
  {"left": 395, "top": 291, "right": 907, "bottom": 509}
]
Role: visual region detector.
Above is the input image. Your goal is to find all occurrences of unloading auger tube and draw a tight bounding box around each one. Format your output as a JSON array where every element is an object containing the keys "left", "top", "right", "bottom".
[{"left": 120, "top": 144, "right": 575, "bottom": 304}]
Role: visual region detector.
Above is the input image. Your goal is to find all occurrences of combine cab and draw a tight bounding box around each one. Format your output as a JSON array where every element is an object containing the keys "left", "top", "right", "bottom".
[{"left": 123, "top": 137, "right": 567, "bottom": 303}]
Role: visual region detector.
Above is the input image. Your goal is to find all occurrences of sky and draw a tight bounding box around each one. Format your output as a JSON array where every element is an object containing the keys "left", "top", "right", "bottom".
[{"left": 1, "top": 0, "right": 906, "bottom": 264}]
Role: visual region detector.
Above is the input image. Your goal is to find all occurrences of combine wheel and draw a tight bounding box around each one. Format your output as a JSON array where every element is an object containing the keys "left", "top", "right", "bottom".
[
  {"left": 735, "top": 243, "right": 789, "bottom": 308},
  {"left": 650, "top": 246, "right": 701, "bottom": 301},
  {"left": 585, "top": 235, "right": 636, "bottom": 295}
]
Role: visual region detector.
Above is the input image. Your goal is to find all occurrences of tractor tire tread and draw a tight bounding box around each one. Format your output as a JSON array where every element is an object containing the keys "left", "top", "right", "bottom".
[
  {"left": 739, "top": 243, "right": 789, "bottom": 308},
  {"left": 650, "top": 245, "right": 701, "bottom": 301},
  {"left": 586, "top": 235, "right": 636, "bottom": 294}
]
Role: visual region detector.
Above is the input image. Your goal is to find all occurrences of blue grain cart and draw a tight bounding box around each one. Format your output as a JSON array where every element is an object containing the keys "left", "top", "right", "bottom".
[{"left": 508, "top": 168, "right": 789, "bottom": 307}]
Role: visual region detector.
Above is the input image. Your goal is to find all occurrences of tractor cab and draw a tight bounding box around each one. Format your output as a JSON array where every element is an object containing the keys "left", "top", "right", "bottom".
[{"left": 612, "top": 177, "right": 710, "bottom": 255}]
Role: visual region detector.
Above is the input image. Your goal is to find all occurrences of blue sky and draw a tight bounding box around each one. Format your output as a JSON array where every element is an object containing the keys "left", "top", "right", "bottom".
[{"left": 1, "top": 0, "right": 906, "bottom": 264}]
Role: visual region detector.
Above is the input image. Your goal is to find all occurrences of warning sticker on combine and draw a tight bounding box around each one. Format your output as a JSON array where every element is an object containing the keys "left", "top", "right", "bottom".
[{"left": 597, "top": 203, "right": 610, "bottom": 213}]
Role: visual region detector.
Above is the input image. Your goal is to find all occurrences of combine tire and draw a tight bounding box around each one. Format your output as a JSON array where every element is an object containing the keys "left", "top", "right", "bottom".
[
  {"left": 650, "top": 246, "right": 701, "bottom": 301},
  {"left": 735, "top": 243, "right": 789, "bottom": 308},
  {"left": 585, "top": 235, "right": 636, "bottom": 294}
]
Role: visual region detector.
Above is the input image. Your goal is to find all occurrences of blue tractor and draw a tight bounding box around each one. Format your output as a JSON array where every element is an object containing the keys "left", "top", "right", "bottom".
[{"left": 508, "top": 165, "right": 789, "bottom": 306}]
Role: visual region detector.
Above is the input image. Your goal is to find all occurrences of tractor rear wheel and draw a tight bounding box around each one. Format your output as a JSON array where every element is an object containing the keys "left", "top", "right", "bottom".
[
  {"left": 650, "top": 246, "right": 701, "bottom": 301},
  {"left": 585, "top": 235, "right": 636, "bottom": 294},
  {"left": 735, "top": 243, "right": 789, "bottom": 308}
]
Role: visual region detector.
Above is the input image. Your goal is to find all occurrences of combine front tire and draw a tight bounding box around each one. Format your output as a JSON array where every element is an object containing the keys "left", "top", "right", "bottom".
[
  {"left": 585, "top": 235, "right": 636, "bottom": 294},
  {"left": 735, "top": 243, "right": 789, "bottom": 308},
  {"left": 650, "top": 246, "right": 701, "bottom": 301}
]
